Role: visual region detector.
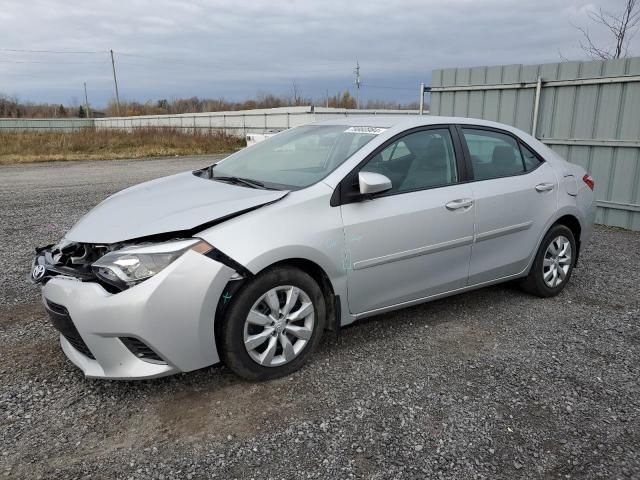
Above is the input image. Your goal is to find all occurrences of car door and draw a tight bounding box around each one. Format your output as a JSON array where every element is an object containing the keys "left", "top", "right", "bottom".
[
  {"left": 338, "top": 126, "right": 475, "bottom": 314},
  {"left": 458, "top": 126, "right": 558, "bottom": 285}
]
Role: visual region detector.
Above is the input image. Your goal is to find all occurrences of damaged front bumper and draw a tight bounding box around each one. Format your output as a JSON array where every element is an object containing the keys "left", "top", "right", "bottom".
[{"left": 34, "top": 246, "right": 236, "bottom": 379}]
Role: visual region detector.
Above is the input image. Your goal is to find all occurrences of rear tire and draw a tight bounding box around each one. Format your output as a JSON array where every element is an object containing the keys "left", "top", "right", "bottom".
[
  {"left": 220, "top": 266, "right": 326, "bottom": 381},
  {"left": 520, "top": 224, "right": 576, "bottom": 298}
]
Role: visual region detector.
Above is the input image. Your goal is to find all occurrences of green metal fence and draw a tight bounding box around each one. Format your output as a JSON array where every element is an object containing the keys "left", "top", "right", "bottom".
[{"left": 429, "top": 57, "right": 640, "bottom": 230}]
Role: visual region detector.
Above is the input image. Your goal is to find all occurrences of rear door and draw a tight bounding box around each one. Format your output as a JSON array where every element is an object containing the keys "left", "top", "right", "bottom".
[
  {"left": 458, "top": 126, "right": 558, "bottom": 285},
  {"left": 339, "top": 126, "right": 475, "bottom": 314}
]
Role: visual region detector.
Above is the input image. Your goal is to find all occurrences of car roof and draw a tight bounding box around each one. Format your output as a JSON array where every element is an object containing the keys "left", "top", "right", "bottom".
[{"left": 313, "top": 114, "right": 524, "bottom": 133}]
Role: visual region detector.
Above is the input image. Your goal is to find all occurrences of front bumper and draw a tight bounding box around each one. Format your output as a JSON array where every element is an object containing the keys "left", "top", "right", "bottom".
[{"left": 41, "top": 250, "right": 235, "bottom": 379}]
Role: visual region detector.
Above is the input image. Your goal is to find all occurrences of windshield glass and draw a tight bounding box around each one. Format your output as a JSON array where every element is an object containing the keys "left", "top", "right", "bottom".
[{"left": 212, "top": 125, "right": 384, "bottom": 189}]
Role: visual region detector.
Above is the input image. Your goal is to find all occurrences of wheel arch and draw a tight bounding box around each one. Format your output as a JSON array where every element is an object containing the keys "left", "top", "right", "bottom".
[
  {"left": 215, "top": 255, "right": 343, "bottom": 345},
  {"left": 259, "top": 258, "right": 340, "bottom": 332},
  {"left": 523, "top": 210, "right": 584, "bottom": 278},
  {"left": 551, "top": 214, "right": 582, "bottom": 264}
]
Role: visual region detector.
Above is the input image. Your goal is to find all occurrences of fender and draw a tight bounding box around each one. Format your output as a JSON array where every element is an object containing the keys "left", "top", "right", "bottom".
[{"left": 198, "top": 183, "right": 356, "bottom": 327}]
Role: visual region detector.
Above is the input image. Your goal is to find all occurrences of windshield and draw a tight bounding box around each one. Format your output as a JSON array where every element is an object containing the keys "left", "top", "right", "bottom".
[{"left": 212, "top": 125, "right": 384, "bottom": 189}]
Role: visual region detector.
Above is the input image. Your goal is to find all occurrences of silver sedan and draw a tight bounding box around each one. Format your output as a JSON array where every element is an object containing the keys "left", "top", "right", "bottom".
[{"left": 31, "top": 116, "right": 596, "bottom": 380}]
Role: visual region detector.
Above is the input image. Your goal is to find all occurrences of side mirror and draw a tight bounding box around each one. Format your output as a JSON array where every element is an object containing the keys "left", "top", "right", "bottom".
[{"left": 359, "top": 171, "right": 392, "bottom": 196}]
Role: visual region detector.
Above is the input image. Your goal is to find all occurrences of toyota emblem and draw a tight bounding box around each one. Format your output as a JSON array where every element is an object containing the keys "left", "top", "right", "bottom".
[{"left": 32, "top": 264, "right": 46, "bottom": 281}]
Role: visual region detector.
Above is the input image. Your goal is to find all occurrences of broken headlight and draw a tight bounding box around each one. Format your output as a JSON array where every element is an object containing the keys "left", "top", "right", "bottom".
[{"left": 92, "top": 239, "right": 212, "bottom": 289}]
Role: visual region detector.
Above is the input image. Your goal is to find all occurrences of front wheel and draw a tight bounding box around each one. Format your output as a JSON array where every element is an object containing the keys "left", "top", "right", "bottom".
[
  {"left": 520, "top": 224, "right": 577, "bottom": 298},
  {"left": 220, "top": 266, "right": 326, "bottom": 380}
]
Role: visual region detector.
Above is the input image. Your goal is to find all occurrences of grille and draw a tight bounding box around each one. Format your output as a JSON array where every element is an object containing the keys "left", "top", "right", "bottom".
[
  {"left": 45, "top": 300, "right": 95, "bottom": 360},
  {"left": 119, "top": 337, "right": 165, "bottom": 363}
]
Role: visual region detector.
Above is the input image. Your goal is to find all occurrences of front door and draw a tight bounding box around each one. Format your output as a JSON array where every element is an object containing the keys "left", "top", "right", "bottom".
[{"left": 340, "top": 127, "right": 475, "bottom": 314}]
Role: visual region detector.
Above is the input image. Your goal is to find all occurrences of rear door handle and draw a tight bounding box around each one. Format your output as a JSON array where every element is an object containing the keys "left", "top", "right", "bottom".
[
  {"left": 535, "top": 182, "right": 554, "bottom": 192},
  {"left": 445, "top": 198, "right": 474, "bottom": 210}
]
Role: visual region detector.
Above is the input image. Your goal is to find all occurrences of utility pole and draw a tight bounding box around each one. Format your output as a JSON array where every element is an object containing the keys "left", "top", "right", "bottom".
[
  {"left": 325, "top": 89, "right": 329, "bottom": 108},
  {"left": 83, "top": 82, "right": 91, "bottom": 119},
  {"left": 110, "top": 49, "right": 121, "bottom": 116},
  {"left": 354, "top": 61, "right": 361, "bottom": 109}
]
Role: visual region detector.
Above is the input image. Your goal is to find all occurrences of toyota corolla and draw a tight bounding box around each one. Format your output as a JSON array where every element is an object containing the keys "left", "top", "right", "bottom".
[{"left": 31, "top": 116, "right": 596, "bottom": 380}]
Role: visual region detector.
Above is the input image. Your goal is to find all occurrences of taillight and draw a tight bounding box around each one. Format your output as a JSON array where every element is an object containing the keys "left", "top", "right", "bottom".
[{"left": 583, "top": 174, "right": 594, "bottom": 191}]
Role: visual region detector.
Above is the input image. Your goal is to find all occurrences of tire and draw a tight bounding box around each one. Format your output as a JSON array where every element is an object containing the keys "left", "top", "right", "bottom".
[
  {"left": 220, "top": 266, "right": 326, "bottom": 381},
  {"left": 520, "top": 224, "right": 577, "bottom": 298}
]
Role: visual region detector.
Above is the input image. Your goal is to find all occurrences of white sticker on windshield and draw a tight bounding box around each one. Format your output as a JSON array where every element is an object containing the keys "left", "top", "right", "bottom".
[{"left": 344, "top": 126, "right": 387, "bottom": 135}]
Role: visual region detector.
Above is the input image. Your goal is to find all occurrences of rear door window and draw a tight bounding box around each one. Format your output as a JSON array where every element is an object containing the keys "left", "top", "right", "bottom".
[{"left": 462, "top": 129, "right": 525, "bottom": 181}]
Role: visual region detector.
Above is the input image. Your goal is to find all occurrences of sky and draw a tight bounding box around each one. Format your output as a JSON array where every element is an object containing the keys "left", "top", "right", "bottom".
[{"left": 1, "top": 0, "right": 639, "bottom": 108}]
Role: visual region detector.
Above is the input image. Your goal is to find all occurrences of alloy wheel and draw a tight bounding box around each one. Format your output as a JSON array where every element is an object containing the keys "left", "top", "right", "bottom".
[
  {"left": 243, "top": 285, "right": 315, "bottom": 367},
  {"left": 542, "top": 235, "right": 572, "bottom": 288}
]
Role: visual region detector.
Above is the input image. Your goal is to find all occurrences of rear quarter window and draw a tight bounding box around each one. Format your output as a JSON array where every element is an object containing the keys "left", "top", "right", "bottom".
[{"left": 520, "top": 143, "right": 544, "bottom": 172}]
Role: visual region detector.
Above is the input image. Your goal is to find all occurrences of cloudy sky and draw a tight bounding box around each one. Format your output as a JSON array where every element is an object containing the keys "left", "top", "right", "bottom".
[{"left": 1, "top": 0, "right": 638, "bottom": 107}]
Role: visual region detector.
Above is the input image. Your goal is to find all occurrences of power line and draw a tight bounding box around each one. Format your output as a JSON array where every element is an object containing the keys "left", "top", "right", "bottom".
[
  {"left": 0, "top": 48, "right": 106, "bottom": 54},
  {"left": 1, "top": 48, "right": 428, "bottom": 73},
  {"left": 0, "top": 59, "right": 108, "bottom": 64},
  {"left": 360, "top": 83, "right": 415, "bottom": 91},
  {"left": 117, "top": 53, "right": 351, "bottom": 74},
  {"left": 1, "top": 48, "right": 358, "bottom": 75}
]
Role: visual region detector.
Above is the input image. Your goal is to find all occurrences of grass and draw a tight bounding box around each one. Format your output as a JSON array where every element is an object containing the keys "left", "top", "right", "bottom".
[{"left": 0, "top": 128, "right": 245, "bottom": 164}]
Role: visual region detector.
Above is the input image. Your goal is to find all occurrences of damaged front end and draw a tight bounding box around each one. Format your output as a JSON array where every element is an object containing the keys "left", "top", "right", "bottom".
[
  {"left": 31, "top": 237, "right": 220, "bottom": 294},
  {"left": 31, "top": 241, "right": 114, "bottom": 289},
  {"left": 31, "top": 236, "right": 240, "bottom": 378}
]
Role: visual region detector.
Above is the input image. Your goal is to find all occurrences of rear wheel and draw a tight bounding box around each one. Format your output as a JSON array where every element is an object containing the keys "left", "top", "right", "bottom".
[
  {"left": 521, "top": 224, "right": 576, "bottom": 297},
  {"left": 220, "top": 266, "right": 326, "bottom": 380}
]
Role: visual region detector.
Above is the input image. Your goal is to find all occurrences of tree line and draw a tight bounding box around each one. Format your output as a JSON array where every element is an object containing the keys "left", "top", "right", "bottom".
[{"left": 0, "top": 96, "right": 76, "bottom": 119}]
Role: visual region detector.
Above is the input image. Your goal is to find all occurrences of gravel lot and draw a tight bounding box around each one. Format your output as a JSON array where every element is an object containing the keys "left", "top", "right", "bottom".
[{"left": 1, "top": 157, "right": 639, "bottom": 479}]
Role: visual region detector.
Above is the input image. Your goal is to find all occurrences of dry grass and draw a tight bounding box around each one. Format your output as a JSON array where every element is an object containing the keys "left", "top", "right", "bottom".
[{"left": 0, "top": 128, "right": 245, "bottom": 164}]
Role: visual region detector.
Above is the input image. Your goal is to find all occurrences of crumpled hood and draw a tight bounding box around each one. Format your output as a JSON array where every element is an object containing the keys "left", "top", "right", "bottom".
[{"left": 65, "top": 171, "right": 289, "bottom": 244}]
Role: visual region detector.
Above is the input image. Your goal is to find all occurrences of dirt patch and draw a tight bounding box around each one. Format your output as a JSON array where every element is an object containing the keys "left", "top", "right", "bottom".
[
  {"left": 153, "top": 375, "right": 307, "bottom": 442},
  {"left": 0, "top": 303, "right": 42, "bottom": 327},
  {"left": 429, "top": 320, "right": 497, "bottom": 357}
]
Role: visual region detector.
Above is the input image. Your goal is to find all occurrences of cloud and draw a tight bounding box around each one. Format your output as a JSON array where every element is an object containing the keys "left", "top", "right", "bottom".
[{"left": 0, "top": 0, "right": 636, "bottom": 106}]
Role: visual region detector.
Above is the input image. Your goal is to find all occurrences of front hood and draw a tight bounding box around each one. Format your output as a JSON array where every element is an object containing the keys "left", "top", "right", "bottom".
[{"left": 65, "top": 171, "right": 289, "bottom": 244}]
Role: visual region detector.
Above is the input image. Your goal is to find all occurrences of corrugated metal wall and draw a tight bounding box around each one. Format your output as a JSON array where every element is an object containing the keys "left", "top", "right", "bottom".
[
  {"left": 430, "top": 57, "right": 640, "bottom": 230},
  {"left": 93, "top": 106, "right": 416, "bottom": 134},
  {"left": 0, "top": 118, "right": 93, "bottom": 131},
  {"left": 0, "top": 106, "right": 417, "bottom": 134}
]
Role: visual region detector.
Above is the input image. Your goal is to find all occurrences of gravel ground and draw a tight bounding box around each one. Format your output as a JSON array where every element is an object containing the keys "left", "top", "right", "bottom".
[{"left": 1, "top": 157, "right": 639, "bottom": 479}]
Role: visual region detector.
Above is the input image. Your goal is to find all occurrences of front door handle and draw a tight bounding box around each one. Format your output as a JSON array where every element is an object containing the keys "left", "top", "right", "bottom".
[
  {"left": 535, "top": 182, "right": 555, "bottom": 192},
  {"left": 445, "top": 198, "right": 474, "bottom": 210}
]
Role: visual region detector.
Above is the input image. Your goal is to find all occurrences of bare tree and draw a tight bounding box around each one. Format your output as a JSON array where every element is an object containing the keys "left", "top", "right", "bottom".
[
  {"left": 574, "top": 0, "right": 640, "bottom": 59},
  {"left": 291, "top": 80, "right": 303, "bottom": 106}
]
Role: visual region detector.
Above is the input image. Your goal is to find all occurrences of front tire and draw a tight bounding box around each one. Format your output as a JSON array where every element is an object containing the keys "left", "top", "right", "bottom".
[
  {"left": 520, "top": 224, "right": 576, "bottom": 298},
  {"left": 220, "top": 266, "right": 326, "bottom": 381}
]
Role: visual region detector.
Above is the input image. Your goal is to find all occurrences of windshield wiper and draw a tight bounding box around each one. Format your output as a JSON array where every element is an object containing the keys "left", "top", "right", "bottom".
[{"left": 212, "top": 175, "right": 266, "bottom": 189}]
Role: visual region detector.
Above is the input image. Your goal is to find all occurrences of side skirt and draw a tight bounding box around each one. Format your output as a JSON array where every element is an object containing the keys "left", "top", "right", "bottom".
[{"left": 353, "top": 270, "right": 529, "bottom": 321}]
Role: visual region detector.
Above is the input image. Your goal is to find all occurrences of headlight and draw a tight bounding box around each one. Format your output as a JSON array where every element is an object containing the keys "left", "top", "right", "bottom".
[{"left": 92, "top": 238, "right": 212, "bottom": 289}]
